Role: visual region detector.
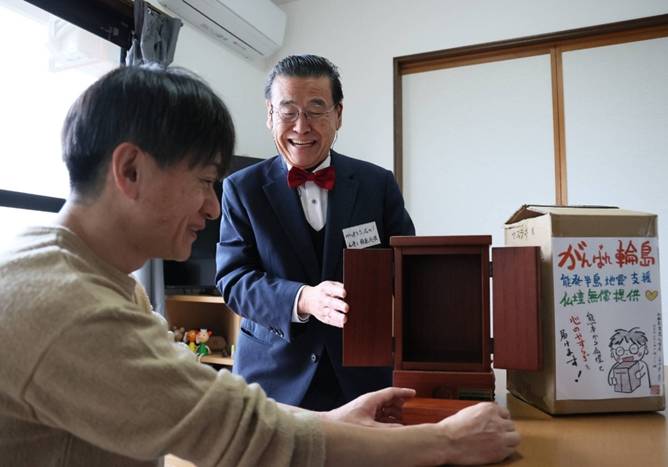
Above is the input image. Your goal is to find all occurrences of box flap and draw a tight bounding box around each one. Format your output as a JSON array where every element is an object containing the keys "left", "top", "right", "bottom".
[{"left": 505, "top": 204, "right": 624, "bottom": 225}]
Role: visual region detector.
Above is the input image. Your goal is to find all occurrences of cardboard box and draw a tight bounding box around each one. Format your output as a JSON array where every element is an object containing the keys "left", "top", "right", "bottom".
[{"left": 504, "top": 205, "right": 664, "bottom": 414}]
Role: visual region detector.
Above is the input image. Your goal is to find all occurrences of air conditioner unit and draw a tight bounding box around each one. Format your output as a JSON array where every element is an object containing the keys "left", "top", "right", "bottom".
[{"left": 159, "top": 0, "right": 286, "bottom": 61}]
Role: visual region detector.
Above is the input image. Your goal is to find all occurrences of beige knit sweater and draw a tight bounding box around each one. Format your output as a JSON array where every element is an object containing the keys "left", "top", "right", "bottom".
[{"left": 0, "top": 226, "right": 325, "bottom": 466}]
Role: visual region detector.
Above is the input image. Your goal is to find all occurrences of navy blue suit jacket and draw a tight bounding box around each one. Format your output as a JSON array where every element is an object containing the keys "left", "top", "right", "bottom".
[{"left": 215, "top": 151, "right": 415, "bottom": 406}]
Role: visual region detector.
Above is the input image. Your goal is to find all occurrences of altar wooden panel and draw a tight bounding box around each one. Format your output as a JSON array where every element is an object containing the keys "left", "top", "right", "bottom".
[
  {"left": 491, "top": 246, "right": 542, "bottom": 370},
  {"left": 401, "top": 397, "right": 478, "bottom": 425},
  {"left": 342, "top": 248, "right": 393, "bottom": 366}
]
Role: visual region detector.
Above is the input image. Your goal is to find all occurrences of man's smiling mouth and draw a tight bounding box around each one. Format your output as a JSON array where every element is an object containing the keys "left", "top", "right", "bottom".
[{"left": 290, "top": 139, "right": 315, "bottom": 147}]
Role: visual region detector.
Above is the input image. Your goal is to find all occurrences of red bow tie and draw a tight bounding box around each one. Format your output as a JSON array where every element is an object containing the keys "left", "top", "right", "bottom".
[{"left": 287, "top": 166, "right": 336, "bottom": 190}]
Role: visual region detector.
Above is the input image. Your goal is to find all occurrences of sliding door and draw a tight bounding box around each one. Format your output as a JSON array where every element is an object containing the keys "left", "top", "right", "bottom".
[{"left": 402, "top": 55, "right": 555, "bottom": 242}]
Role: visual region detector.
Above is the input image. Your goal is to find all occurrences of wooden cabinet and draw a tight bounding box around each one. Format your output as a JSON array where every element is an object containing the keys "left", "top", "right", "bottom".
[
  {"left": 164, "top": 295, "right": 240, "bottom": 368},
  {"left": 343, "top": 235, "right": 541, "bottom": 414}
]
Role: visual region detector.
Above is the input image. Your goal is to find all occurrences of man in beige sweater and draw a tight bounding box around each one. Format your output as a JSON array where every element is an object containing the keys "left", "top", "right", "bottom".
[{"left": 0, "top": 65, "right": 519, "bottom": 466}]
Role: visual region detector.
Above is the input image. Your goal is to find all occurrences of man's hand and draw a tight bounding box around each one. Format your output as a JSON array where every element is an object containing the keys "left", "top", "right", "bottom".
[
  {"left": 298, "top": 281, "right": 348, "bottom": 328},
  {"left": 324, "top": 387, "right": 416, "bottom": 427},
  {"left": 436, "top": 402, "right": 520, "bottom": 465}
]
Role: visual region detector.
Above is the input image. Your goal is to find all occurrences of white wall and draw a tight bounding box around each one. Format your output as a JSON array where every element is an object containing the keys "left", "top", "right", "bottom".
[
  {"left": 275, "top": 0, "right": 667, "bottom": 171},
  {"left": 402, "top": 55, "right": 556, "bottom": 240},
  {"left": 154, "top": 1, "right": 276, "bottom": 158}
]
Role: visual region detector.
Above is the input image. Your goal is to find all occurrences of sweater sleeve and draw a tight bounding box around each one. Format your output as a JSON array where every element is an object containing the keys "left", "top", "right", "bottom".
[{"left": 23, "top": 305, "right": 325, "bottom": 467}]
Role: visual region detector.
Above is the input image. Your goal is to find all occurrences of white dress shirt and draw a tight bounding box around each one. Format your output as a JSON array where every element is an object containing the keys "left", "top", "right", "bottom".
[
  {"left": 285, "top": 154, "right": 331, "bottom": 322},
  {"left": 287, "top": 155, "right": 330, "bottom": 231}
]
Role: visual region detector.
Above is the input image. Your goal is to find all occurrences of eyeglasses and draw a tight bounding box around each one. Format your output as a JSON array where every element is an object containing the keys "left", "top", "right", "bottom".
[
  {"left": 270, "top": 103, "right": 338, "bottom": 123},
  {"left": 615, "top": 344, "right": 641, "bottom": 355}
]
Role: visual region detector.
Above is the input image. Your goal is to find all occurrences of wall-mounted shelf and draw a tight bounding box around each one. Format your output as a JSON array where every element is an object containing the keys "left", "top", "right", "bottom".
[
  {"left": 199, "top": 354, "right": 234, "bottom": 367},
  {"left": 166, "top": 294, "right": 226, "bottom": 304},
  {"left": 165, "top": 295, "right": 239, "bottom": 368}
]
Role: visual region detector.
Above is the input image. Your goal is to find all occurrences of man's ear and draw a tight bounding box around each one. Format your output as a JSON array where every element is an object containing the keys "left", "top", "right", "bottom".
[
  {"left": 110, "top": 142, "right": 143, "bottom": 200},
  {"left": 335, "top": 102, "right": 343, "bottom": 130},
  {"left": 266, "top": 100, "right": 274, "bottom": 130}
]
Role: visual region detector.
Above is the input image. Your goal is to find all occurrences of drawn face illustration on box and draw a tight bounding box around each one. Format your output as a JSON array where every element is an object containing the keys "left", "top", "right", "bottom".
[
  {"left": 607, "top": 327, "right": 652, "bottom": 394},
  {"left": 609, "top": 327, "right": 648, "bottom": 364}
]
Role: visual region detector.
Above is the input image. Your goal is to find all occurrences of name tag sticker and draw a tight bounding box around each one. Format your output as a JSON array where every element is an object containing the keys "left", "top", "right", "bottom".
[{"left": 342, "top": 222, "right": 381, "bottom": 249}]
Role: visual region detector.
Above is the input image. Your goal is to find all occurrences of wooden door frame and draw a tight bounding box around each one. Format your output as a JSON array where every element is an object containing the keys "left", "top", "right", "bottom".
[{"left": 393, "top": 14, "right": 668, "bottom": 205}]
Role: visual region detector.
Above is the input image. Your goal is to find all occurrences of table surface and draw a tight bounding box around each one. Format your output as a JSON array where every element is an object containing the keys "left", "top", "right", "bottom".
[
  {"left": 488, "top": 368, "right": 666, "bottom": 467},
  {"left": 166, "top": 368, "right": 666, "bottom": 467}
]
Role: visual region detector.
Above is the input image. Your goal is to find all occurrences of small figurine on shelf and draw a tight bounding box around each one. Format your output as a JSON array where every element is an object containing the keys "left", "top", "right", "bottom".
[
  {"left": 184, "top": 329, "right": 197, "bottom": 353},
  {"left": 170, "top": 326, "right": 186, "bottom": 343},
  {"left": 208, "top": 335, "right": 229, "bottom": 357},
  {"left": 195, "top": 328, "right": 212, "bottom": 358}
]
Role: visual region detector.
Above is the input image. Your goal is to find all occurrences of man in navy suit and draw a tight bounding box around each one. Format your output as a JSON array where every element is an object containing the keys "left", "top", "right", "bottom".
[{"left": 216, "top": 54, "right": 415, "bottom": 410}]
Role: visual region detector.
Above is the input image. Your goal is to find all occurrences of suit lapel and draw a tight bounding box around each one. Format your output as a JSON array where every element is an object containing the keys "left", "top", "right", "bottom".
[
  {"left": 263, "top": 157, "right": 320, "bottom": 284},
  {"left": 322, "top": 152, "right": 358, "bottom": 279}
]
